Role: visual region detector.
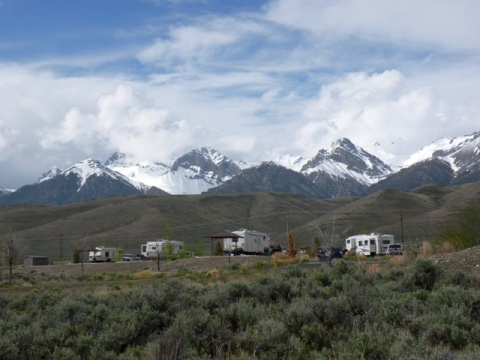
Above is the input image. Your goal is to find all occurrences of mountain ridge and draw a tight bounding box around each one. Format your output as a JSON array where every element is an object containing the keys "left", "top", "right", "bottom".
[{"left": 1, "top": 131, "right": 479, "bottom": 205}]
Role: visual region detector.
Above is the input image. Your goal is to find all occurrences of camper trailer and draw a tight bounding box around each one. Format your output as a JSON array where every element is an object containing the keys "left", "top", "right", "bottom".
[
  {"left": 345, "top": 233, "right": 395, "bottom": 256},
  {"left": 141, "top": 239, "right": 184, "bottom": 259},
  {"left": 88, "top": 247, "right": 118, "bottom": 262},
  {"left": 223, "top": 229, "right": 270, "bottom": 255}
]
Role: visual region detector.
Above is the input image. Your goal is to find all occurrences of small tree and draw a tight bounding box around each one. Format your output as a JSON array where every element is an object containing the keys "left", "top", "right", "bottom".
[
  {"left": 154, "top": 219, "right": 175, "bottom": 271},
  {"left": 1, "top": 232, "right": 22, "bottom": 286},
  {"left": 312, "top": 213, "right": 351, "bottom": 251}
]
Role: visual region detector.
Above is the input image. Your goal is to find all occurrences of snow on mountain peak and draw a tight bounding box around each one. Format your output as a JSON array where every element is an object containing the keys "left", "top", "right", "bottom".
[
  {"left": 198, "top": 147, "right": 227, "bottom": 166},
  {"left": 301, "top": 138, "right": 393, "bottom": 185},
  {"left": 402, "top": 131, "right": 480, "bottom": 170},
  {"left": 63, "top": 158, "right": 135, "bottom": 189},
  {"left": 274, "top": 155, "right": 307, "bottom": 172},
  {"left": 37, "top": 166, "right": 63, "bottom": 183}
]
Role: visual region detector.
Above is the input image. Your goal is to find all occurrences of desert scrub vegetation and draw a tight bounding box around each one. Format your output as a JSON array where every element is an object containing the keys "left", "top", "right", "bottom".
[{"left": 0, "top": 259, "right": 480, "bottom": 359}]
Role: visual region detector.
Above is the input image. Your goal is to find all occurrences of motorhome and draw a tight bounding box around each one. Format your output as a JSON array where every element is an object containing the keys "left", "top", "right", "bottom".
[
  {"left": 345, "top": 233, "right": 395, "bottom": 256},
  {"left": 88, "top": 247, "right": 118, "bottom": 262},
  {"left": 223, "top": 229, "right": 270, "bottom": 255},
  {"left": 141, "top": 239, "right": 184, "bottom": 259}
]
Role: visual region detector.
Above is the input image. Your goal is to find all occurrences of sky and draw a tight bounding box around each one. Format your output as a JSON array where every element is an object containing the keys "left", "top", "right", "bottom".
[{"left": 0, "top": 0, "right": 479, "bottom": 189}]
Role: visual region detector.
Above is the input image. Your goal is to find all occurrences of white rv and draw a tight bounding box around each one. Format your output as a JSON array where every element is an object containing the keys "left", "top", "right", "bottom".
[
  {"left": 141, "top": 239, "right": 184, "bottom": 259},
  {"left": 223, "top": 229, "right": 270, "bottom": 255},
  {"left": 345, "top": 233, "right": 395, "bottom": 256},
  {"left": 88, "top": 247, "right": 118, "bottom": 262}
]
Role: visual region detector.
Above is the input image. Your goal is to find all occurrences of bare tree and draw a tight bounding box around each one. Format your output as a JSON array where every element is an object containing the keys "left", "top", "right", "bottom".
[
  {"left": 155, "top": 219, "right": 174, "bottom": 272},
  {"left": 1, "top": 232, "right": 22, "bottom": 286},
  {"left": 312, "top": 213, "right": 351, "bottom": 250}
]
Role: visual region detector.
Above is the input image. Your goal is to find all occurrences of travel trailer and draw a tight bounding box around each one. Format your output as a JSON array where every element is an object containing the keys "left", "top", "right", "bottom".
[
  {"left": 141, "top": 239, "right": 184, "bottom": 259},
  {"left": 345, "top": 233, "right": 395, "bottom": 256},
  {"left": 223, "top": 229, "right": 270, "bottom": 255},
  {"left": 88, "top": 247, "right": 118, "bottom": 262}
]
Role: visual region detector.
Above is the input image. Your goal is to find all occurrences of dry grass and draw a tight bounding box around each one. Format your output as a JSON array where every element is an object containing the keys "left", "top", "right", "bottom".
[
  {"left": 388, "top": 253, "right": 410, "bottom": 267},
  {"left": 420, "top": 241, "right": 434, "bottom": 256},
  {"left": 206, "top": 268, "right": 222, "bottom": 281},
  {"left": 436, "top": 241, "right": 456, "bottom": 253},
  {"left": 133, "top": 270, "right": 153, "bottom": 279},
  {"left": 366, "top": 263, "right": 381, "bottom": 274}
]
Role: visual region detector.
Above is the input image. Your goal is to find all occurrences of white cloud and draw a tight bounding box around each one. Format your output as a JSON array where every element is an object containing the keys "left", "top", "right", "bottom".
[
  {"left": 40, "top": 84, "right": 195, "bottom": 163},
  {"left": 0, "top": 0, "right": 479, "bottom": 189},
  {"left": 265, "top": 0, "right": 480, "bottom": 52},
  {"left": 138, "top": 17, "right": 259, "bottom": 69},
  {"left": 295, "top": 70, "right": 444, "bottom": 164}
]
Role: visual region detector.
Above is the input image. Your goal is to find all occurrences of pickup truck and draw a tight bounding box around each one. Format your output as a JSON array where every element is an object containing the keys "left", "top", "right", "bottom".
[{"left": 122, "top": 254, "right": 140, "bottom": 261}]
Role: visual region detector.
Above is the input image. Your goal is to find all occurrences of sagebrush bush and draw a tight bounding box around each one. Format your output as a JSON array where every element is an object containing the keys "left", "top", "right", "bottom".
[{"left": 1, "top": 256, "right": 480, "bottom": 359}]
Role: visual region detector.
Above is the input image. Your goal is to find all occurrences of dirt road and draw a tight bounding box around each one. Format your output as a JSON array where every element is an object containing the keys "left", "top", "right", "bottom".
[{"left": 13, "top": 255, "right": 274, "bottom": 277}]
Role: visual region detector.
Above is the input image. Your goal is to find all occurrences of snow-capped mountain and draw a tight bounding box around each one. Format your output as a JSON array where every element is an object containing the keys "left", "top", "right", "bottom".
[
  {"left": 301, "top": 138, "right": 393, "bottom": 185},
  {"left": 37, "top": 166, "right": 63, "bottom": 183},
  {"left": 402, "top": 131, "right": 480, "bottom": 185},
  {"left": 0, "top": 187, "right": 14, "bottom": 198},
  {"left": 1, "top": 159, "right": 167, "bottom": 205},
  {"left": 274, "top": 138, "right": 393, "bottom": 197},
  {"left": 106, "top": 147, "right": 244, "bottom": 194},
  {"left": 403, "top": 132, "right": 480, "bottom": 169},
  {"left": 62, "top": 159, "right": 143, "bottom": 190},
  {"left": 1, "top": 131, "right": 479, "bottom": 205}
]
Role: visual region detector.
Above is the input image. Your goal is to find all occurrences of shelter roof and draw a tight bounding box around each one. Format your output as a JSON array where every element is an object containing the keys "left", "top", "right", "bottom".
[{"left": 204, "top": 230, "right": 243, "bottom": 239}]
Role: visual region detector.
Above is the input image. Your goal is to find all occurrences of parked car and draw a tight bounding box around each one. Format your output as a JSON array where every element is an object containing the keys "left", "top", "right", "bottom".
[
  {"left": 122, "top": 254, "right": 140, "bottom": 261},
  {"left": 386, "top": 244, "right": 403, "bottom": 255},
  {"left": 317, "top": 247, "right": 344, "bottom": 263}
]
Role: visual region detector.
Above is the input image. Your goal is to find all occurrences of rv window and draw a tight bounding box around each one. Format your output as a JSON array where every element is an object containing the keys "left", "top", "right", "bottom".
[
  {"left": 105, "top": 252, "right": 109, "bottom": 257},
  {"left": 152, "top": 246, "right": 156, "bottom": 250},
  {"left": 347, "top": 239, "right": 350, "bottom": 244},
  {"left": 359, "top": 241, "right": 363, "bottom": 246},
  {"left": 383, "top": 240, "right": 390, "bottom": 245},
  {"left": 365, "top": 240, "right": 368, "bottom": 245},
  {"left": 371, "top": 239, "right": 376, "bottom": 245}
]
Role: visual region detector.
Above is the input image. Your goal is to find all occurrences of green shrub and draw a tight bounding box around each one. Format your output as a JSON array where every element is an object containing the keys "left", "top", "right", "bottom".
[{"left": 413, "top": 259, "right": 440, "bottom": 291}]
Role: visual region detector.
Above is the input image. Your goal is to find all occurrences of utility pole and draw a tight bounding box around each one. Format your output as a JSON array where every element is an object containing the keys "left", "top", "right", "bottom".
[
  {"left": 60, "top": 233, "right": 63, "bottom": 262},
  {"left": 400, "top": 209, "right": 404, "bottom": 244},
  {"left": 287, "top": 216, "right": 296, "bottom": 258}
]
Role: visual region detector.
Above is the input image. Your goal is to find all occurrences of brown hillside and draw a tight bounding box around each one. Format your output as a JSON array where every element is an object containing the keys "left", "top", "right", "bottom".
[{"left": 1, "top": 182, "right": 480, "bottom": 262}]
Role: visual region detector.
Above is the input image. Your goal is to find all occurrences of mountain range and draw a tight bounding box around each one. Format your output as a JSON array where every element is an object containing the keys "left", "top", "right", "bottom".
[{"left": 0, "top": 131, "right": 479, "bottom": 206}]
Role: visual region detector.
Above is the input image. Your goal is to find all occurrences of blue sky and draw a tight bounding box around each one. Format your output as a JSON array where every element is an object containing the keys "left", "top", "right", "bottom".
[{"left": 0, "top": 0, "right": 479, "bottom": 188}]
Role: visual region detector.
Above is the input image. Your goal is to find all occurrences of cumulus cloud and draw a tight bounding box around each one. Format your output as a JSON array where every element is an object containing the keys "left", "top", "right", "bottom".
[
  {"left": 40, "top": 84, "right": 195, "bottom": 163},
  {"left": 0, "top": 0, "right": 479, "bottom": 189},
  {"left": 295, "top": 70, "right": 442, "bottom": 164}
]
